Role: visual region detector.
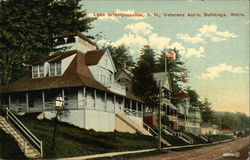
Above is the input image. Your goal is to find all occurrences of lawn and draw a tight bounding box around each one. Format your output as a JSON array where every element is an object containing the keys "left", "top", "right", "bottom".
[{"left": 17, "top": 113, "right": 158, "bottom": 158}]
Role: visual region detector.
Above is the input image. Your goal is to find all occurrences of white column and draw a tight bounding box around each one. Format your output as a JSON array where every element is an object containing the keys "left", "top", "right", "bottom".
[
  {"left": 136, "top": 101, "right": 138, "bottom": 111},
  {"left": 114, "top": 95, "right": 116, "bottom": 113},
  {"left": 26, "top": 92, "right": 29, "bottom": 111},
  {"left": 130, "top": 100, "right": 132, "bottom": 114},
  {"left": 122, "top": 97, "right": 125, "bottom": 112},
  {"left": 8, "top": 94, "right": 11, "bottom": 105},
  {"left": 94, "top": 89, "right": 96, "bottom": 108},
  {"left": 105, "top": 92, "right": 107, "bottom": 110},
  {"left": 42, "top": 91, "right": 45, "bottom": 111}
]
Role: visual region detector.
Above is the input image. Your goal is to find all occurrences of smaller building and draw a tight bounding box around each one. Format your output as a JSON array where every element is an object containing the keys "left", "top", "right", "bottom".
[
  {"left": 115, "top": 68, "right": 133, "bottom": 92},
  {"left": 201, "top": 123, "right": 219, "bottom": 135}
]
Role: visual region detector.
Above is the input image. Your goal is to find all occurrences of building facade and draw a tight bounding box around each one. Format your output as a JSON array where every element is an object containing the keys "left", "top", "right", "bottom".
[{"left": 0, "top": 33, "right": 144, "bottom": 132}]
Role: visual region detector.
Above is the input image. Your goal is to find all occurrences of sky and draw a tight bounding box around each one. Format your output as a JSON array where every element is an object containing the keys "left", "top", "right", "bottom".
[{"left": 81, "top": 0, "right": 249, "bottom": 115}]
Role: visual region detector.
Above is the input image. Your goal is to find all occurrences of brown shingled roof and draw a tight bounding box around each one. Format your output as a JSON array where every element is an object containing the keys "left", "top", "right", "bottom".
[
  {"left": 86, "top": 50, "right": 105, "bottom": 66},
  {"left": 33, "top": 50, "right": 77, "bottom": 65},
  {"left": 172, "top": 90, "right": 189, "bottom": 99},
  {"left": 1, "top": 50, "right": 142, "bottom": 102}
]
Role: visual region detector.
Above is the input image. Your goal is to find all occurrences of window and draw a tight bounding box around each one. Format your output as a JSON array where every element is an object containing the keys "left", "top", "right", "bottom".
[
  {"left": 50, "top": 63, "right": 55, "bottom": 76},
  {"left": 39, "top": 64, "right": 44, "bottom": 77},
  {"left": 33, "top": 66, "right": 38, "bottom": 78},
  {"left": 49, "top": 61, "right": 61, "bottom": 76},
  {"left": 33, "top": 65, "right": 45, "bottom": 78},
  {"left": 56, "top": 62, "right": 61, "bottom": 75}
]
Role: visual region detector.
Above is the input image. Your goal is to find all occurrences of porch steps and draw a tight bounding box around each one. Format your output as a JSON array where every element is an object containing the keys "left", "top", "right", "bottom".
[
  {"left": 0, "top": 116, "right": 40, "bottom": 158},
  {"left": 162, "top": 125, "right": 193, "bottom": 144},
  {"left": 116, "top": 114, "right": 171, "bottom": 146},
  {"left": 116, "top": 113, "right": 151, "bottom": 136}
]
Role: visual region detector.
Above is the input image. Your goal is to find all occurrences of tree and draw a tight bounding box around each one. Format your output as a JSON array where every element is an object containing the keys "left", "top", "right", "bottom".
[
  {"left": 139, "top": 45, "right": 157, "bottom": 73},
  {"left": 199, "top": 98, "right": 213, "bottom": 123},
  {"left": 0, "top": 0, "right": 95, "bottom": 85},
  {"left": 131, "top": 61, "right": 159, "bottom": 110},
  {"left": 105, "top": 44, "right": 135, "bottom": 71},
  {"left": 156, "top": 48, "right": 188, "bottom": 93}
]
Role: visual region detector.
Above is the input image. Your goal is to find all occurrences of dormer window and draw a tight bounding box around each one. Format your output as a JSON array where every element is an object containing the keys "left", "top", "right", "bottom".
[
  {"left": 49, "top": 61, "right": 61, "bottom": 76},
  {"left": 32, "top": 64, "right": 45, "bottom": 78}
]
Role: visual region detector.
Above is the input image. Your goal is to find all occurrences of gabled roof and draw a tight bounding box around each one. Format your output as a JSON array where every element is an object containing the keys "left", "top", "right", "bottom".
[
  {"left": 33, "top": 50, "right": 77, "bottom": 65},
  {"left": 115, "top": 68, "right": 133, "bottom": 79},
  {"left": 86, "top": 50, "right": 105, "bottom": 66},
  {"left": 172, "top": 90, "right": 189, "bottom": 99},
  {"left": 1, "top": 50, "right": 141, "bottom": 102}
]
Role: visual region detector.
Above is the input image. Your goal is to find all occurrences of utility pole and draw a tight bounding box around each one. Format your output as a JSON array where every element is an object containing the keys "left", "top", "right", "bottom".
[{"left": 158, "top": 80, "right": 162, "bottom": 150}]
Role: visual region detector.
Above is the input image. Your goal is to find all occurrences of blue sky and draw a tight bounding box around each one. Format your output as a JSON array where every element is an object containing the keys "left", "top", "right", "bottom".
[{"left": 82, "top": 0, "right": 249, "bottom": 115}]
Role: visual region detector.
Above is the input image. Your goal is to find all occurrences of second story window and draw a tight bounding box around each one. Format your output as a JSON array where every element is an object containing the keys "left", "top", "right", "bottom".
[
  {"left": 49, "top": 61, "right": 62, "bottom": 76},
  {"left": 33, "top": 64, "right": 45, "bottom": 78},
  {"left": 33, "top": 65, "right": 38, "bottom": 78}
]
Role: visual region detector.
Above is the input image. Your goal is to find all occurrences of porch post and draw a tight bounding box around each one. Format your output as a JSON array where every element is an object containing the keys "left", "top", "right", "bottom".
[
  {"left": 136, "top": 101, "right": 138, "bottom": 116},
  {"left": 130, "top": 100, "right": 132, "bottom": 114},
  {"left": 26, "top": 92, "right": 29, "bottom": 112},
  {"left": 114, "top": 95, "right": 116, "bottom": 113},
  {"left": 94, "top": 89, "right": 96, "bottom": 108},
  {"left": 8, "top": 94, "right": 11, "bottom": 105},
  {"left": 122, "top": 97, "right": 125, "bottom": 112},
  {"left": 104, "top": 92, "right": 107, "bottom": 110},
  {"left": 42, "top": 91, "right": 45, "bottom": 111}
]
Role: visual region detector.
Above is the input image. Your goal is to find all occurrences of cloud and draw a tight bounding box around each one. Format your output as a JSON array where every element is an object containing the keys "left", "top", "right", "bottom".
[
  {"left": 176, "top": 33, "right": 204, "bottom": 43},
  {"left": 125, "top": 22, "right": 154, "bottom": 35},
  {"left": 185, "top": 47, "right": 205, "bottom": 58},
  {"left": 197, "top": 63, "right": 249, "bottom": 80},
  {"left": 177, "top": 24, "right": 238, "bottom": 43},
  {"left": 98, "top": 22, "right": 204, "bottom": 58}
]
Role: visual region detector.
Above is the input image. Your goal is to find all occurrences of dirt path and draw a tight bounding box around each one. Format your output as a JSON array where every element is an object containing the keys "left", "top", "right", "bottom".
[{"left": 132, "top": 136, "right": 250, "bottom": 160}]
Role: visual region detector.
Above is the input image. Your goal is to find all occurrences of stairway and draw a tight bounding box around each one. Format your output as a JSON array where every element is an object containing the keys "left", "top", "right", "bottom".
[
  {"left": 116, "top": 114, "right": 171, "bottom": 146},
  {"left": 116, "top": 113, "right": 152, "bottom": 136},
  {"left": 162, "top": 125, "right": 193, "bottom": 144},
  {"left": 0, "top": 116, "right": 40, "bottom": 158}
]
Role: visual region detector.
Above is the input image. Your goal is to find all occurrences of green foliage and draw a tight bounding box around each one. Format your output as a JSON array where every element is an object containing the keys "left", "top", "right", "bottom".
[
  {"left": 161, "top": 115, "right": 170, "bottom": 126},
  {"left": 0, "top": 0, "right": 95, "bottom": 85},
  {"left": 212, "top": 112, "right": 250, "bottom": 131},
  {"left": 0, "top": 129, "right": 26, "bottom": 159},
  {"left": 104, "top": 44, "right": 135, "bottom": 71},
  {"left": 156, "top": 48, "right": 188, "bottom": 93},
  {"left": 131, "top": 61, "right": 159, "bottom": 110},
  {"left": 139, "top": 45, "right": 157, "bottom": 72}
]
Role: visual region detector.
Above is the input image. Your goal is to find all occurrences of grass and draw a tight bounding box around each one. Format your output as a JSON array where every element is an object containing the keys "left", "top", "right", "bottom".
[
  {"left": 0, "top": 128, "right": 26, "bottom": 160},
  {"left": 205, "top": 134, "right": 234, "bottom": 143},
  {"left": 181, "top": 131, "right": 208, "bottom": 144},
  {"left": 17, "top": 113, "right": 158, "bottom": 158}
]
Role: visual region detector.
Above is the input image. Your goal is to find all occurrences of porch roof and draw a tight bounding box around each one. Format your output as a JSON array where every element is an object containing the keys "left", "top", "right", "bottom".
[{"left": 1, "top": 50, "right": 142, "bottom": 102}]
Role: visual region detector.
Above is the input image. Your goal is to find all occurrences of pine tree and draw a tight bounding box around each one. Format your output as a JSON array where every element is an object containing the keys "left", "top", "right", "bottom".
[
  {"left": 105, "top": 44, "right": 135, "bottom": 72},
  {"left": 0, "top": 0, "right": 95, "bottom": 85},
  {"left": 156, "top": 48, "right": 188, "bottom": 93},
  {"left": 139, "top": 45, "right": 157, "bottom": 73},
  {"left": 131, "top": 61, "right": 159, "bottom": 110}
]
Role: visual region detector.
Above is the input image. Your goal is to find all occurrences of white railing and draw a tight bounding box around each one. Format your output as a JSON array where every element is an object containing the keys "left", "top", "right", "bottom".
[
  {"left": 162, "top": 125, "right": 193, "bottom": 144},
  {"left": 123, "top": 108, "right": 142, "bottom": 117},
  {"left": 142, "top": 122, "right": 158, "bottom": 136},
  {"left": 6, "top": 108, "right": 43, "bottom": 158}
]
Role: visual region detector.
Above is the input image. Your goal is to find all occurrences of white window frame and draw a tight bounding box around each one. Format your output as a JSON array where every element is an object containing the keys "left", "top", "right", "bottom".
[
  {"left": 49, "top": 61, "right": 62, "bottom": 76},
  {"left": 32, "top": 64, "right": 45, "bottom": 78}
]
